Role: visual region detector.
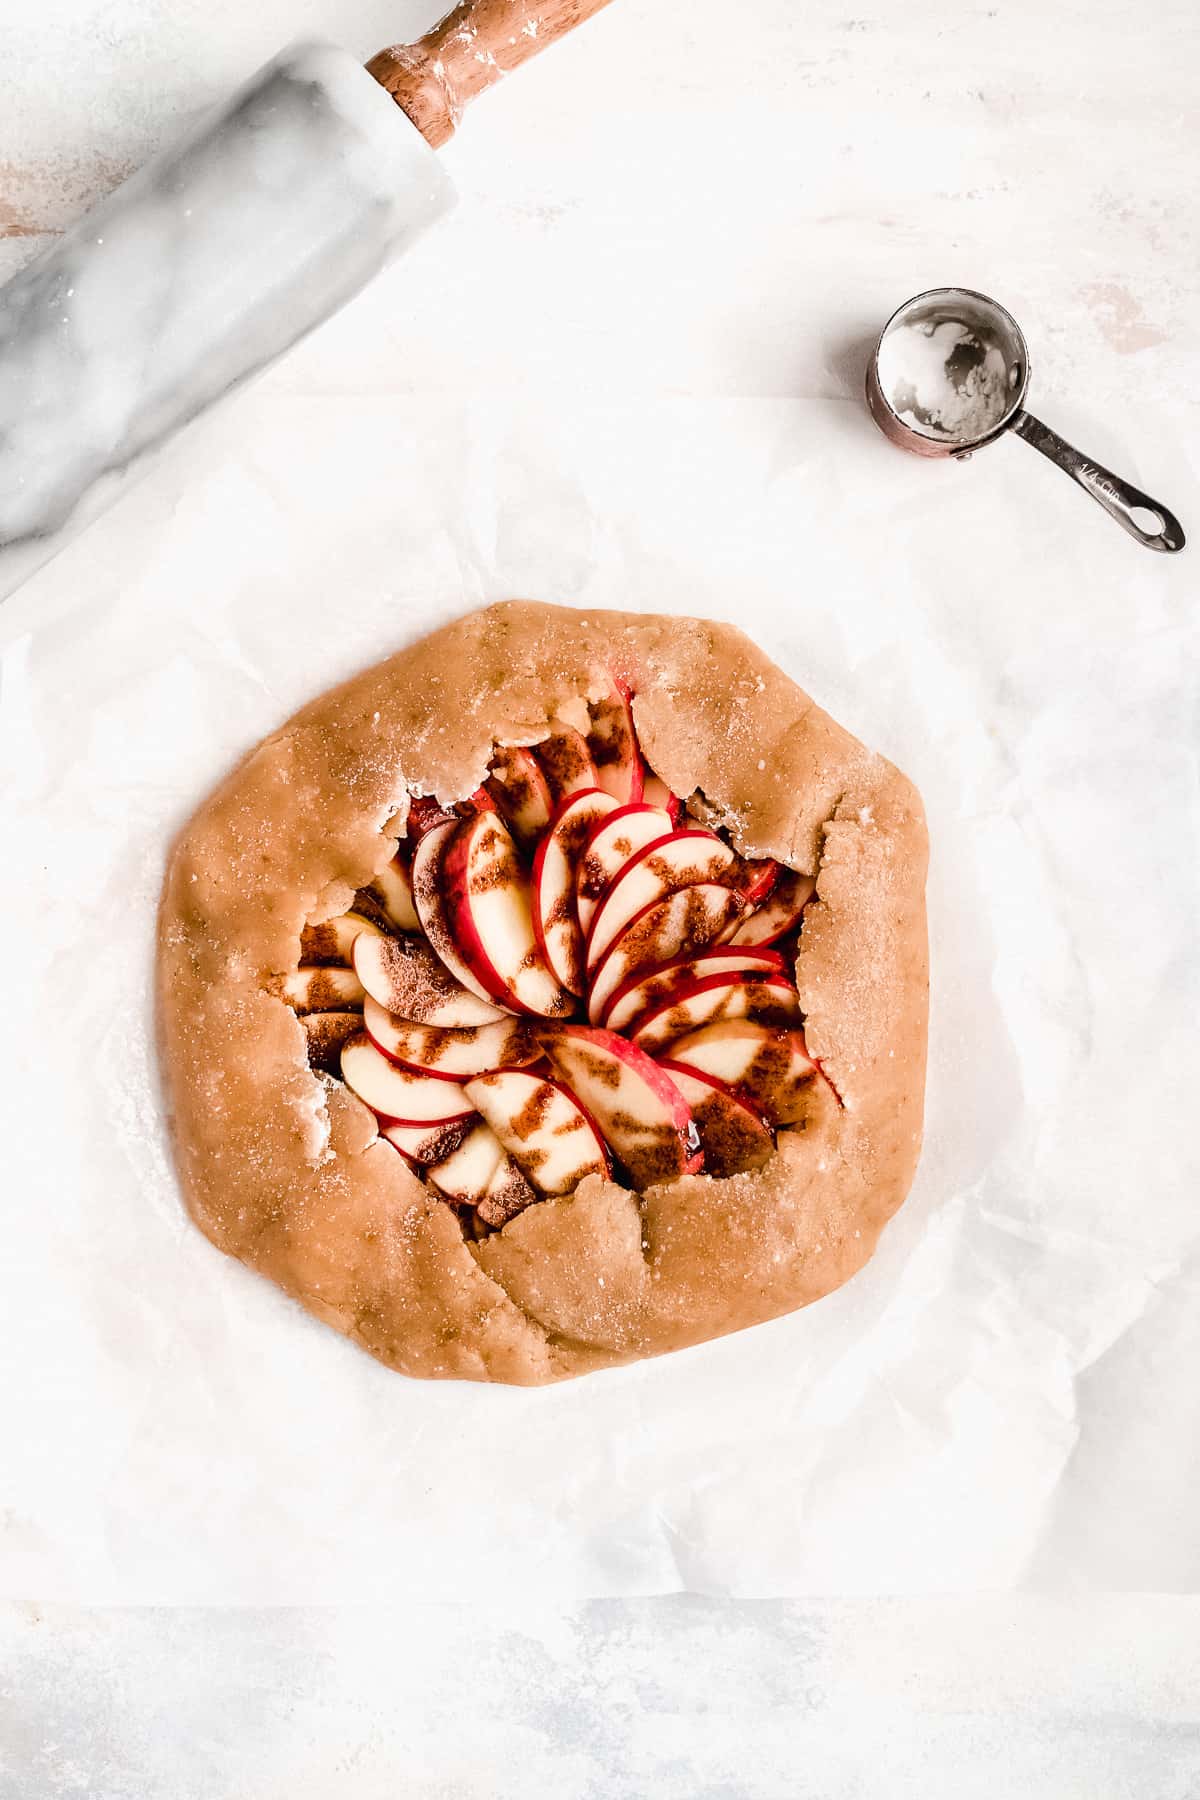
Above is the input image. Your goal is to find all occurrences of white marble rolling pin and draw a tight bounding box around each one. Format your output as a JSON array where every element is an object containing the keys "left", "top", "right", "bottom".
[{"left": 0, "top": 0, "right": 613, "bottom": 548}]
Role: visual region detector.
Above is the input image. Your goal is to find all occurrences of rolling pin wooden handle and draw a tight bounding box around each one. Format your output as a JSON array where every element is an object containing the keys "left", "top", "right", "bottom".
[{"left": 367, "top": 0, "right": 614, "bottom": 147}]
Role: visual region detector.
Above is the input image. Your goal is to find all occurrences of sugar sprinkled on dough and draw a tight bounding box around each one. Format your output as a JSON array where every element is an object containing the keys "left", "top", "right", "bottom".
[{"left": 158, "top": 601, "right": 928, "bottom": 1385}]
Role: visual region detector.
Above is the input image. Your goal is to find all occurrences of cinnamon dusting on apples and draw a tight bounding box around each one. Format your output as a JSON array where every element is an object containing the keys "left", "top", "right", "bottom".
[{"left": 278, "top": 681, "right": 816, "bottom": 1229}]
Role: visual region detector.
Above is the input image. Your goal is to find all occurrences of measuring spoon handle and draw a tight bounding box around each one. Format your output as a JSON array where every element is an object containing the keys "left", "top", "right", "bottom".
[{"left": 1010, "top": 410, "right": 1185, "bottom": 554}]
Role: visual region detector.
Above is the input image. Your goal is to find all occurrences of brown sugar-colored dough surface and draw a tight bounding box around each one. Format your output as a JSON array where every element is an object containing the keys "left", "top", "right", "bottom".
[{"left": 157, "top": 602, "right": 928, "bottom": 1384}]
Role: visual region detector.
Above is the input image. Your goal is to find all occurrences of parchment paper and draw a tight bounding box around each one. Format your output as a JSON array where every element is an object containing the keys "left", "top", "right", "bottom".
[{"left": 1, "top": 383, "right": 1197, "bottom": 1603}]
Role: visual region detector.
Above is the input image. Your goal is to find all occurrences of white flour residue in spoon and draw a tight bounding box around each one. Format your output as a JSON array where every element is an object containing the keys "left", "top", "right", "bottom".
[{"left": 877, "top": 316, "right": 1014, "bottom": 443}]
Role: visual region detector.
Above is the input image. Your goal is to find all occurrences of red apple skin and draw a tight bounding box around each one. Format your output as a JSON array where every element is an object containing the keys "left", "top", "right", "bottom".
[
  {"left": 411, "top": 819, "right": 505, "bottom": 1009},
  {"left": 737, "top": 858, "right": 781, "bottom": 910},
  {"left": 578, "top": 800, "right": 665, "bottom": 849},
  {"left": 466, "top": 1068, "right": 614, "bottom": 1194},
  {"left": 587, "top": 681, "right": 646, "bottom": 806},
  {"left": 441, "top": 814, "right": 571, "bottom": 1018},
  {"left": 663, "top": 1021, "right": 816, "bottom": 1126},
  {"left": 643, "top": 772, "right": 683, "bottom": 824},
  {"left": 352, "top": 930, "right": 505, "bottom": 1028},
  {"left": 629, "top": 970, "right": 800, "bottom": 1053},
  {"left": 599, "top": 945, "right": 788, "bottom": 1032},
  {"left": 613, "top": 674, "right": 685, "bottom": 817},
  {"left": 363, "top": 999, "right": 539, "bottom": 1084},
  {"left": 574, "top": 802, "right": 676, "bottom": 934},
  {"left": 731, "top": 871, "right": 817, "bottom": 947},
  {"left": 586, "top": 882, "right": 746, "bottom": 1023},
  {"left": 535, "top": 724, "right": 600, "bottom": 802},
  {"left": 441, "top": 816, "right": 530, "bottom": 1011},
  {"left": 405, "top": 795, "right": 458, "bottom": 842},
  {"left": 375, "top": 1101, "right": 476, "bottom": 1129},
  {"left": 341, "top": 1035, "right": 477, "bottom": 1127},
  {"left": 655, "top": 1059, "right": 775, "bottom": 1177},
  {"left": 485, "top": 747, "right": 554, "bottom": 842},
  {"left": 530, "top": 788, "right": 617, "bottom": 996},
  {"left": 555, "top": 1025, "right": 695, "bottom": 1132},
  {"left": 380, "top": 1117, "right": 479, "bottom": 1167},
  {"left": 530, "top": 832, "right": 561, "bottom": 976},
  {"left": 583, "top": 828, "right": 735, "bottom": 972},
  {"left": 546, "top": 1025, "right": 703, "bottom": 1182},
  {"left": 382, "top": 740, "right": 824, "bottom": 1213}
]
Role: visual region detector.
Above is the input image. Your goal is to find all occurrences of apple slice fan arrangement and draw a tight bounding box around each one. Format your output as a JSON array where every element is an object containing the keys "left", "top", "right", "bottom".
[
  {"left": 304, "top": 708, "right": 818, "bottom": 1223},
  {"left": 159, "top": 604, "right": 929, "bottom": 1384}
]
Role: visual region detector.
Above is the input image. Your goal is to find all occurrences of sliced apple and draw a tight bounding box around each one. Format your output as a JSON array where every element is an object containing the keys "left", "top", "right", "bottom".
[
  {"left": 411, "top": 819, "right": 508, "bottom": 1010},
  {"left": 404, "top": 795, "right": 459, "bottom": 842},
  {"left": 736, "top": 857, "right": 781, "bottom": 912},
  {"left": 352, "top": 930, "right": 505, "bottom": 1027},
  {"left": 302, "top": 1011, "right": 364, "bottom": 1075},
  {"left": 630, "top": 970, "right": 801, "bottom": 1055},
  {"left": 465, "top": 1069, "right": 610, "bottom": 1196},
  {"left": 381, "top": 1116, "right": 478, "bottom": 1167},
  {"left": 429, "top": 1124, "right": 536, "bottom": 1220},
  {"left": 642, "top": 771, "right": 683, "bottom": 823},
  {"left": 485, "top": 746, "right": 554, "bottom": 843},
  {"left": 663, "top": 1020, "right": 815, "bottom": 1124},
  {"left": 474, "top": 1159, "right": 540, "bottom": 1229},
  {"left": 359, "top": 853, "right": 420, "bottom": 932},
  {"left": 340, "top": 1034, "right": 476, "bottom": 1124},
  {"left": 382, "top": 1116, "right": 536, "bottom": 1224},
  {"left": 587, "top": 882, "right": 746, "bottom": 1023},
  {"left": 731, "top": 869, "right": 816, "bottom": 947},
  {"left": 299, "top": 910, "right": 385, "bottom": 967},
  {"left": 601, "top": 945, "right": 788, "bottom": 1033},
  {"left": 441, "top": 813, "right": 572, "bottom": 1019},
  {"left": 363, "top": 997, "right": 540, "bottom": 1081},
  {"left": 585, "top": 830, "right": 736, "bottom": 973},
  {"left": 462, "top": 785, "right": 498, "bottom": 816},
  {"left": 535, "top": 722, "right": 600, "bottom": 802},
  {"left": 655, "top": 1060, "right": 775, "bottom": 1178},
  {"left": 575, "top": 803, "right": 675, "bottom": 936},
  {"left": 544, "top": 1026, "right": 702, "bottom": 1189},
  {"left": 531, "top": 788, "right": 619, "bottom": 995},
  {"left": 412, "top": 1116, "right": 503, "bottom": 1191},
  {"left": 278, "top": 965, "right": 366, "bottom": 1014},
  {"left": 587, "top": 683, "right": 645, "bottom": 805}
]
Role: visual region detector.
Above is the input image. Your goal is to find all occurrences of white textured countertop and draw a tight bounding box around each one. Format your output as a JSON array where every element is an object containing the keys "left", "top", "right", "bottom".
[
  {"left": 2, "top": 2, "right": 1198, "bottom": 1795},
  {"left": 4, "top": 0, "right": 1198, "bottom": 413}
]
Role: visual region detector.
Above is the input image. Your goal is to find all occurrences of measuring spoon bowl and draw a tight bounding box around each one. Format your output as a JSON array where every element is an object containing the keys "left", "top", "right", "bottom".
[{"left": 866, "top": 286, "right": 1185, "bottom": 554}]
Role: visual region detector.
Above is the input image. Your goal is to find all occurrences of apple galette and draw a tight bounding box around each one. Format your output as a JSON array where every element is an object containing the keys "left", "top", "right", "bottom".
[{"left": 158, "top": 602, "right": 928, "bottom": 1384}]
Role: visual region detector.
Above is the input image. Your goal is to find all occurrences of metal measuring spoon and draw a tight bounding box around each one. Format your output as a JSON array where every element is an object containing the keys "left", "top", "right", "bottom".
[{"left": 865, "top": 286, "right": 1185, "bottom": 554}]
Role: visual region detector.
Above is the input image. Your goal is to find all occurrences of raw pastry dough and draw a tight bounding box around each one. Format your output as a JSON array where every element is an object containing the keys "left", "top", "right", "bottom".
[{"left": 157, "top": 602, "right": 928, "bottom": 1383}]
